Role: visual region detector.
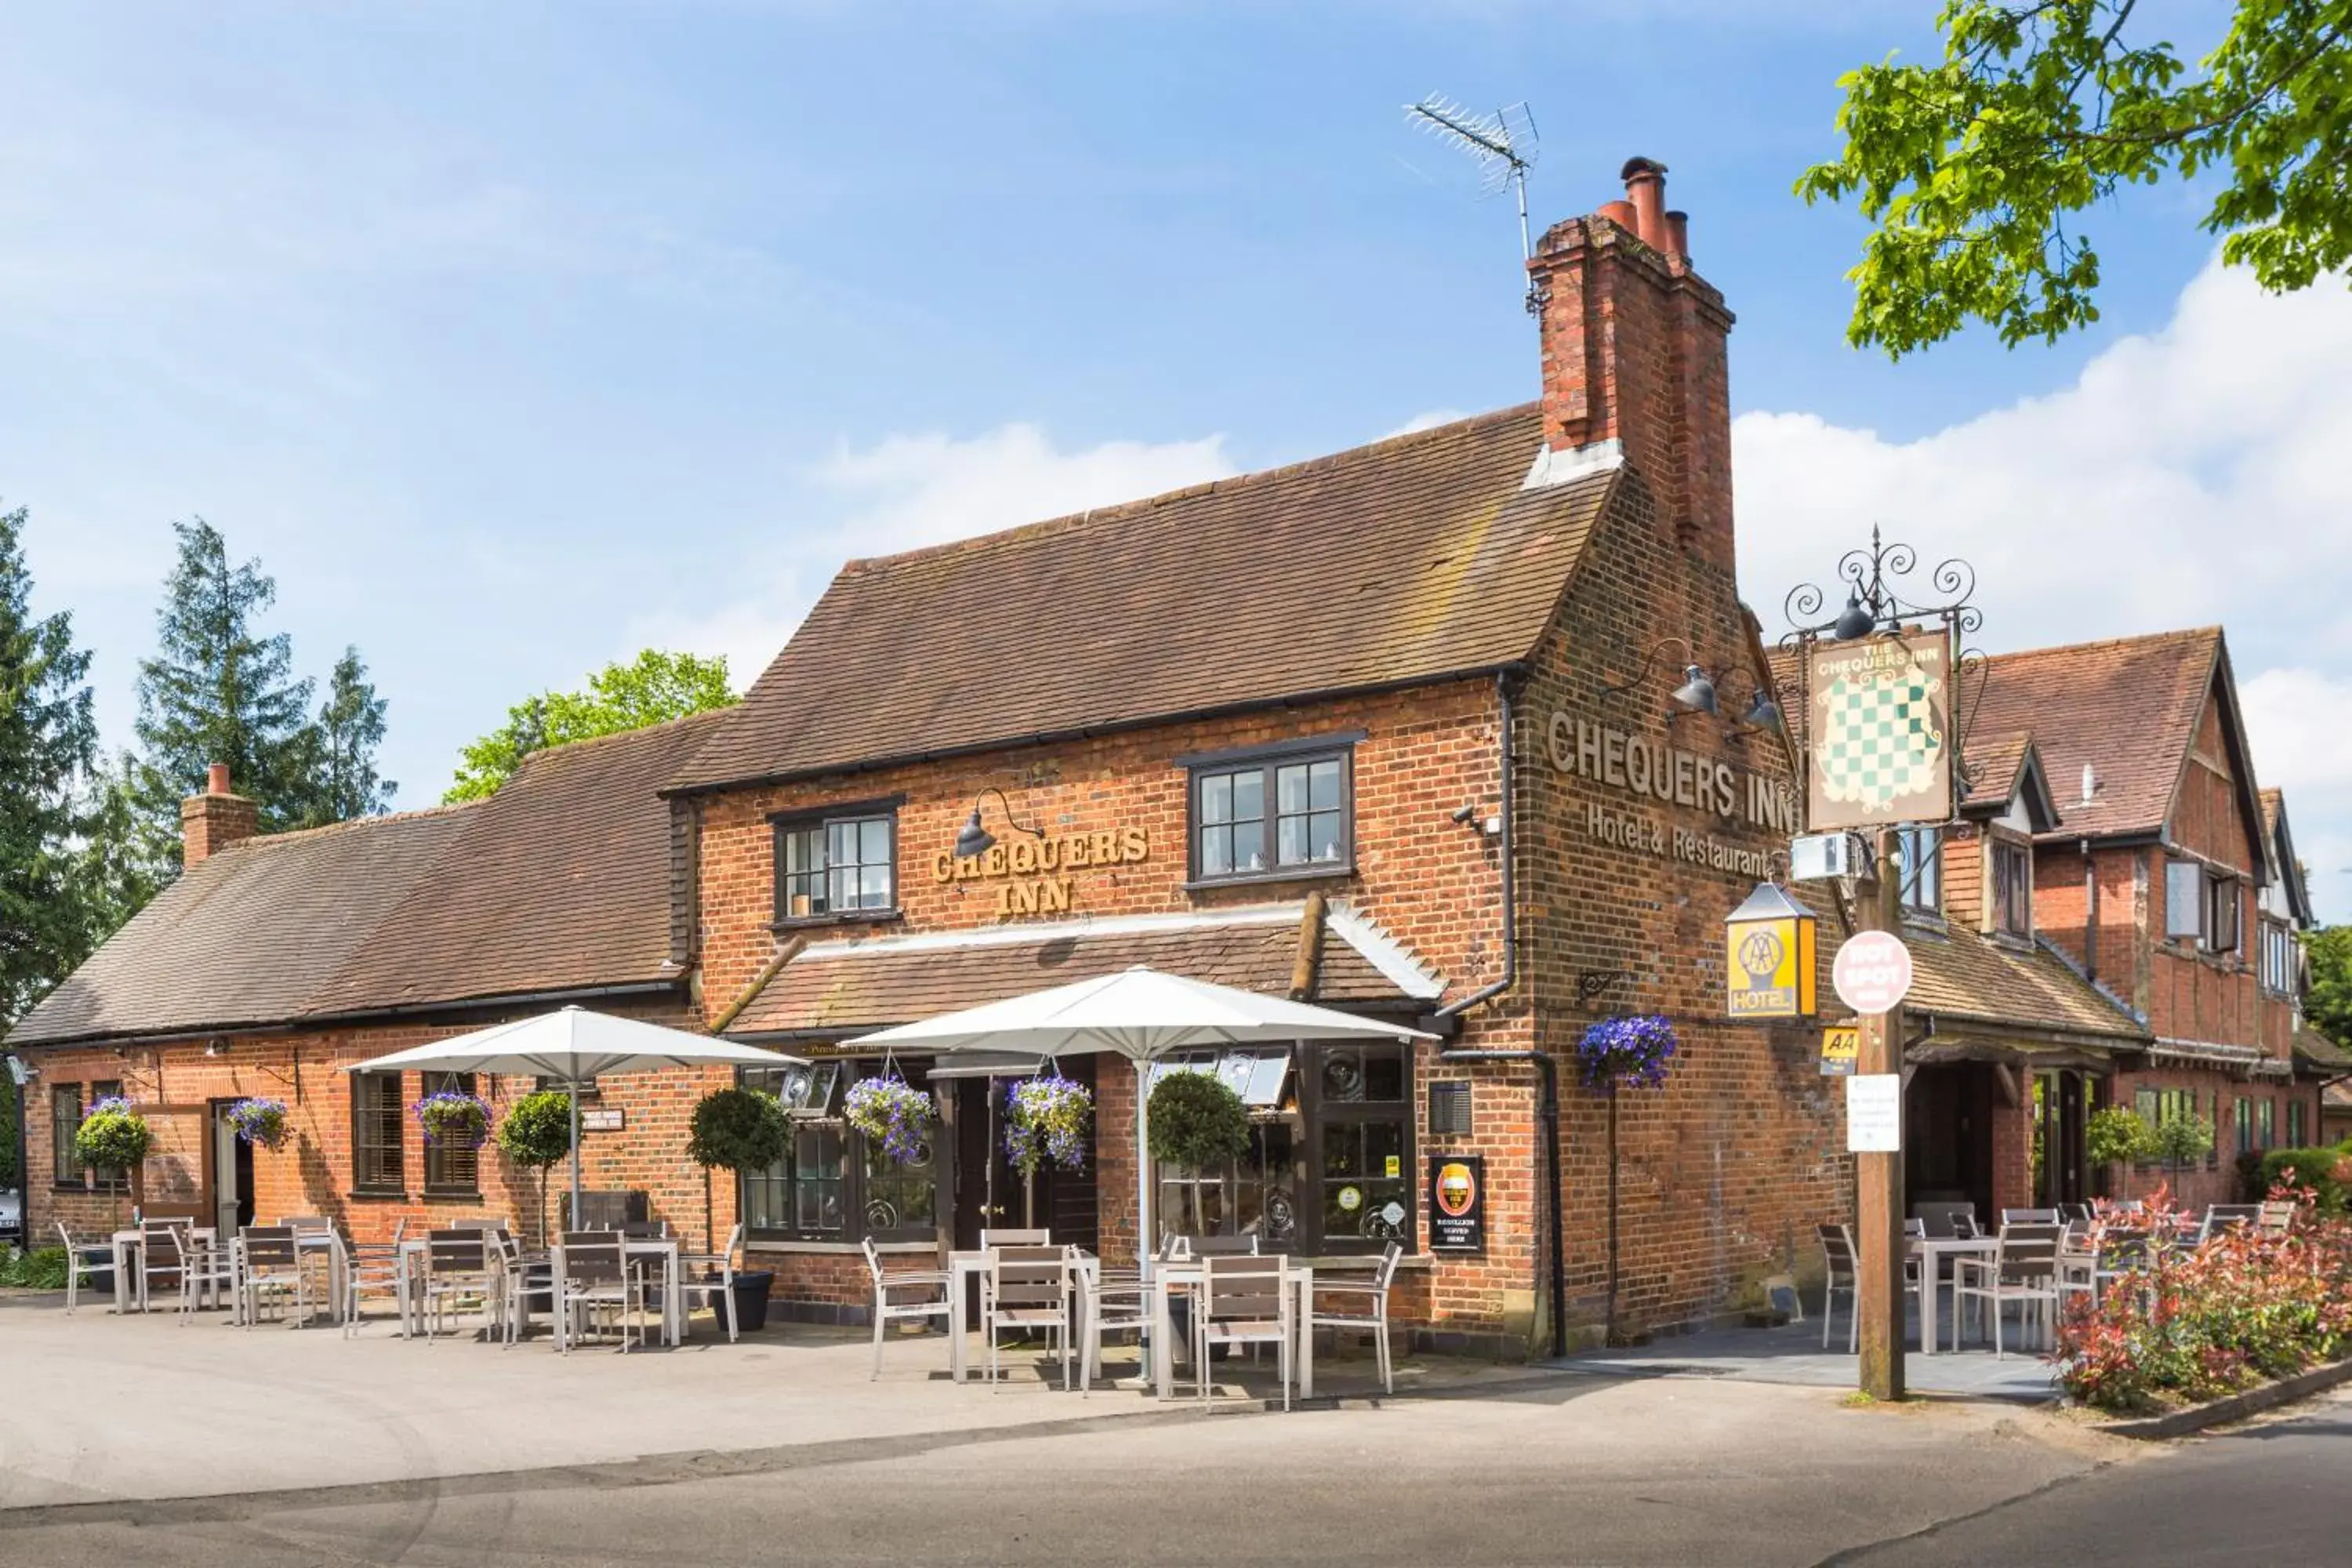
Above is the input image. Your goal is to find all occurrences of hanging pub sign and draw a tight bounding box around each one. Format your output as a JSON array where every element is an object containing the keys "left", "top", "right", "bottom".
[
  {"left": 1805, "top": 630, "right": 1955, "bottom": 831},
  {"left": 1723, "top": 881, "right": 1818, "bottom": 1021},
  {"left": 1427, "top": 1154, "right": 1486, "bottom": 1252}
]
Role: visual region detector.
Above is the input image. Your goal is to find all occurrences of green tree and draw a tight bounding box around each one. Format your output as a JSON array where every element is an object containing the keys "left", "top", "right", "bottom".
[
  {"left": 65, "top": 753, "right": 169, "bottom": 952},
  {"left": 445, "top": 649, "right": 736, "bottom": 803},
  {"left": 0, "top": 505, "right": 101, "bottom": 1025},
  {"left": 1800, "top": 2, "right": 2352, "bottom": 356},
  {"left": 2305, "top": 924, "right": 2352, "bottom": 1047},
  {"left": 295, "top": 646, "right": 394, "bottom": 827},
  {"left": 130, "top": 519, "right": 321, "bottom": 854}
]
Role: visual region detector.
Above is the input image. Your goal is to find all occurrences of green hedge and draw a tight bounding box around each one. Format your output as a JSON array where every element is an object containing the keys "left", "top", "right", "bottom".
[
  {"left": 0, "top": 1247, "right": 71, "bottom": 1290},
  {"left": 2259, "top": 1147, "right": 2350, "bottom": 1213}
]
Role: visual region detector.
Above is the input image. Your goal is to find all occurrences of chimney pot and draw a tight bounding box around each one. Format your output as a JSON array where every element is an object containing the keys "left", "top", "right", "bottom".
[
  {"left": 1663, "top": 209, "right": 1690, "bottom": 260},
  {"left": 1621, "top": 156, "right": 1669, "bottom": 250},
  {"left": 1598, "top": 199, "right": 1639, "bottom": 234},
  {"left": 207, "top": 761, "right": 231, "bottom": 796}
]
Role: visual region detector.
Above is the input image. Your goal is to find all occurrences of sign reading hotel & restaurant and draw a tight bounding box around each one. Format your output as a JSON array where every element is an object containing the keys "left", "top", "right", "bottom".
[
  {"left": 1804, "top": 630, "right": 1954, "bottom": 830},
  {"left": 1545, "top": 712, "right": 1799, "bottom": 880},
  {"left": 932, "top": 826, "right": 1152, "bottom": 918},
  {"left": 1428, "top": 1154, "right": 1486, "bottom": 1253}
]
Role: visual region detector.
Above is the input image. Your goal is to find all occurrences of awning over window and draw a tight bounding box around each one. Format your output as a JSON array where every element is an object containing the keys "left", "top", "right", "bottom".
[{"left": 1147, "top": 1048, "right": 1294, "bottom": 1109}]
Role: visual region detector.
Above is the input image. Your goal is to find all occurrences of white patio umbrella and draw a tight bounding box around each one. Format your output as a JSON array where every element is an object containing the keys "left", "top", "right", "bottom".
[
  {"left": 344, "top": 1007, "right": 806, "bottom": 1228},
  {"left": 848, "top": 966, "right": 1436, "bottom": 1265}
]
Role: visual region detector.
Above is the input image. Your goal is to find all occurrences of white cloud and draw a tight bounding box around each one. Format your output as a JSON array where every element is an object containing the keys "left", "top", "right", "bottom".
[
  {"left": 1734, "top": 254, "right": 2352, "bottom": 920},
  {"left": 631, "top": 423, "right": 1237, "bottom": 689},
  {"left": 1385, "top": 408, "right": 1469, "bottom": 439}
]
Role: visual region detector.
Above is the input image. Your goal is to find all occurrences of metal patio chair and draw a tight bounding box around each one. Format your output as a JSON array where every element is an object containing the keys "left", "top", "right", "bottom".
[
  {"left": 1078, "top": 1256, "right": 1155, "bottom": 1396},
  {"left": 1193, "top": 1254, "right": 1293, "bottom": 1410},
  {"left": 983, "top": 1244, "right": 1075, "bottom": 1391},
  {"left": 238, "top": 1225, "right": 310, "bottom": 1328},
  {"left": 177, "top": 1228, "right": 237, "bottom": 1321},
  {"left": 552, "top": 1232, "right": 641, "bottom": 1353},
  {"left": 1817, "top": 1223, "right": 1923, "bottom": 1353},
  {"left": 1951, "top": 1222, "right": 2062, "bottom": 1357},
  {"left": 421, "top": 1229, "right": 501, "bottom": 1341},
  {"left": 862, "top": 1236, "right": 951, "bottom": 1381},
  {"left": 1307, "top": 1240, "right": 1403, "bottom": 1395},
  {"left": 54, "top": 1221, "right": 115, "bottom": 1315},
  {"left": 675, "top": 1222, "right": 742, "bottom": 1343},
  {"left": 136, "top": 1219, "right": 187, "bottom": 1312}
]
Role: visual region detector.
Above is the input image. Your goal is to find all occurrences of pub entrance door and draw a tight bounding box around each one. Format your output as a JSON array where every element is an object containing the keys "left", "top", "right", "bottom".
[
  {"left": 206, "top": 1098, "right": 255, "bottom": 1238},
  {"left": 949, "top": 1058, "right": 1099, "bottom": 1254}
]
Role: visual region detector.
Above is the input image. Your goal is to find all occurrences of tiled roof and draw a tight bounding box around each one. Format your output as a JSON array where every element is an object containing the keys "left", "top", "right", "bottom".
[
  {"left": 2292, "top": 1027, "right": 2351, "bottom": 1073},
  {"left": 4, "top": 807, "right": 477, "bottom": 1047},
  {"left": 723, "top": 904, "right": 1441, "bottom": 1037},
  {"left": 305, "top": 710, "right": 728, "bottom": 1017},
  {"left": 6, "top": 713, "right": 724, "bottom": 1049},
  {"left": 1969, "top": 629, "right": 2226, "bottom": 843},
  {"left": 1960, "top": 730, "right": 2032, "bottom": 812},
  {"left": 1897, "top": 923, "right": 2146, "bottom": 1043},
  {"left": 670, "top": 406, "right": 1612, "bottom": 793}
]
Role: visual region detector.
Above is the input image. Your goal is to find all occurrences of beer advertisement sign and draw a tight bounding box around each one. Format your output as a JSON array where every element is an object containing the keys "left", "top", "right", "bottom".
[
  {"left": 1428, "top": 1155, "right": 1486, "bottom": 1253},
  {"left": 1806, "top": 631, "right": 1955, "bottom": 830}
]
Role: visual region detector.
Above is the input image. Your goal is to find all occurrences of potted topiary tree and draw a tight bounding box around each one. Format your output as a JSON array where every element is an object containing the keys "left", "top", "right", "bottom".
[
  {"left": 74, "top": 1095, "right": 154, "bottom": 1230},
  {"left": 1145, "top": 1070, "right": 1250, "bottom": 1242},
  {"left": 495, "top": 1090, "right": 575, "bottom": 1250},
  {"left": 687, "top": 1085, "right": 788, "bottom": 1332},
  {"left": 2085, "top": 1105, "right": 2155, "bottom": 1199}
]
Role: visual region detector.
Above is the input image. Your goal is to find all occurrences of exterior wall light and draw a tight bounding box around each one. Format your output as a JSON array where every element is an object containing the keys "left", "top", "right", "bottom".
[{"left": 953, "top": 786, "right": 1047, "bottom": 859}]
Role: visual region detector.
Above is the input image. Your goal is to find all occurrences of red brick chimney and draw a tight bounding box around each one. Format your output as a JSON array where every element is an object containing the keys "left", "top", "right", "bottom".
[
  {"left": 181, "top": 763, "right": 260, "bottom": 866},
  {"left": 1526, "top": 157, "right": 1736, "bottom": 577}
]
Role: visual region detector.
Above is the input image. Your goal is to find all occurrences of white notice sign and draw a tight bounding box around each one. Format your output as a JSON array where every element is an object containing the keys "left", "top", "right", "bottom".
[{"left": 1846, "top": 1073, "right": 1901, "bottom": 1152}]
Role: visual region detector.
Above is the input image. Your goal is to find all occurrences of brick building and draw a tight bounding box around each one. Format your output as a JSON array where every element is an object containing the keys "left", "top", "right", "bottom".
[{"left": 10, "top": 158, "right": 1863, "bottom": 1352}]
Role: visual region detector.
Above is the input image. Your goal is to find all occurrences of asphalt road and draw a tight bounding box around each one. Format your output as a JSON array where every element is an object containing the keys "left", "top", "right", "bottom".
[{"left": 2, "top": 1381, "right": 2339, "bottom": 1568}]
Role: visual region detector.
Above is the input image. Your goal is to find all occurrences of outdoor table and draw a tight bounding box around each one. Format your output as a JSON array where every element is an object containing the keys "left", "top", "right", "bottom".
[
  {"left": 1908, "top": 1236, "right": 1997, "bottom": 1356},
  {"left": 402, "top": 1236, "right": 684, "bottom": 1345},
  {"left": 110, "top": 1226, "right": 222, "bottom": 1314},
  {"left": 946, "top": 1248, "right": 1099, "bottom": 1385},
  {"left": 1149, "top": 1260, "right": 1316, "bottom": 1401}
]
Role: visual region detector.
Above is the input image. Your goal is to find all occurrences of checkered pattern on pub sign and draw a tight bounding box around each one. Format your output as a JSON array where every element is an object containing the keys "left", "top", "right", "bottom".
[{"left": 1807, "top": 637, "right": 1951, "bottom": 829}]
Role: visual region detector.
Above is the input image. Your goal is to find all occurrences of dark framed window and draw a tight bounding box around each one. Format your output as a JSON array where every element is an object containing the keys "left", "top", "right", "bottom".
[
  {"left": 1896, "top": 826, "right": 1940, "bottom": 916},
  {"left": 1191, "top": 748, "right": 1352, "bottom": 884},
  {"left": 1991, "top": 840, "right": 2031, "bottom": 936},
  {"left": 2259, "top": 1098, "right": 2275, "bottom": 1148},
  {"left": 2235, "top": 1095, "right": 2255, "bottom": 1156},
  {"left": 2288, "top": 1098, "right": 2307, "bottom": 1148},
  {"left": 775, "top": 810, "right": 897, "bottom": 923},
  {"left": 50, "top": 1083, "right": 84, "bottom": 1187},
  {"left": 1146, "top": 1041, "right": 1410, "bottom": 1254},
  {"left": 2260, "top": 922, "right": 2296, "bottom": 993},
  {"left": 739, "top": 1062, "right": 935, "bottom": 1242},
  {"left": 422, "top": 1071, "right": 481, "bottom": 1197},
  {"left": 351, "top": 1071, "right": 405, "bottom": 1195}
]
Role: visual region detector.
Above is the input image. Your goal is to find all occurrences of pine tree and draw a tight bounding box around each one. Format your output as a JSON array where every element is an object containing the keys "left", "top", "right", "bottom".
[
  {"left": 130, "top": 518, "right": 320, "bottom": 855},
  {"left": 67, "top": 752, "right": 169, "bottom": 949},
  {"left": 296, "top": 645, "right": 394, "bottom": 827},
  {"left": 0, "top": 505, "right": 100, "bottom": 1023}
]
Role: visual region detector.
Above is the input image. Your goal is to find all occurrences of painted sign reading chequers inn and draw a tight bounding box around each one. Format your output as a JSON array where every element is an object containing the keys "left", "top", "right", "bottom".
[{"left": 1545, "top": 713, "right": 1798, "bottom": 831}]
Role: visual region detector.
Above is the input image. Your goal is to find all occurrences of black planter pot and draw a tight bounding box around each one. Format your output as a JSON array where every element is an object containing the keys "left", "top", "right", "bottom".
[
  {"left": 85, "top": 1266, "right": 115, "bottom": 1298},
  {"left": 729, "top": 1270, "right": 775, "bottom": 1334}
]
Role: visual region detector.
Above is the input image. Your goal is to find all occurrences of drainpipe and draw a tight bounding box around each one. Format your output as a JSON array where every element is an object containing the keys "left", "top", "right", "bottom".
[
  {"left": 1432, "top": 673, "right": 1567, "bottom": 1360},
  {"left": 2081, "top": 840, "right": 2098, "bottom": 985}
]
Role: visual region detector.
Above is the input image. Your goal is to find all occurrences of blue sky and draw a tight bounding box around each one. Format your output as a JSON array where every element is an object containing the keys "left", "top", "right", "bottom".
[{"left": 7, "top": 2, "right": 2347, "bottom": 916}]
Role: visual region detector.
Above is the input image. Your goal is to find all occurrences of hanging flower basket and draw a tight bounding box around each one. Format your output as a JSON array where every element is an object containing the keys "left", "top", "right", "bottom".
[
  {"left": 1005, "top": 1075, "right": 1093, "bottom": 1178},
  {"left": 1576, "top": 1014, "right": 1679, "bottom": 1094},
  {"left": 844, "top": 1076, "right": 936, "bottom": 1166},
  {"left": 413, "top": 1090, "right": 492, "bottom": 1149},
  {"left": 226, "top": 1097, "right": 289, "bottom": 1151},
  {"left": 74, "top": 1098, "right": 154, "bottom": 1173}
]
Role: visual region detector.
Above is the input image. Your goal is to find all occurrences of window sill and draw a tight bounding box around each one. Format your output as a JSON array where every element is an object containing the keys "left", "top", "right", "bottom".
[
  {"left": 767, "top": 909, "right": 905, "bottom": 935},
  {"left": 423, "top": 1190, "right": 484, "bottom": 1203},
  {"left": 1185, "top": 863, "right": 1356, "bottom": 894},
  {"left": 346, "top": 1189, "right": 412, "bottom": 1203},
  {"left": 746, "top": 1239, "right": 935, "bottom": 1254},
  {"left": 1899, "top": 910, "right": 1947, "bottom": 934}
]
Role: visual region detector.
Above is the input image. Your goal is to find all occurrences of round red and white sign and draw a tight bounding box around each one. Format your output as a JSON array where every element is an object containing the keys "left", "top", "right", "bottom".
[{"left": 1832, "top": 931, "right": 1914, "bottom": 1016}]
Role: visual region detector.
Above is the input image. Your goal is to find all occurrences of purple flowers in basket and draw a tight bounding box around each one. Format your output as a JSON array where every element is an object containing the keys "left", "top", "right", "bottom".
[
  {"left": 85, "top": 1094, "right": 136, "bottom": 1118},
  {"left": 412, "top": 1090, "right": 492, "bottom": 1148},
  {"left": 225, "top": 1097, "right": 289, "bottom": 1150},
  {"left": 1577, "top": 1014, "right": 1679, "bottom": 1094},
  {"left": 844, "top": 1076, "right": 936, "bottom": 1166},
  {"left": 1005, "top": 1076, "right": 1093, "bottom": 1178}
]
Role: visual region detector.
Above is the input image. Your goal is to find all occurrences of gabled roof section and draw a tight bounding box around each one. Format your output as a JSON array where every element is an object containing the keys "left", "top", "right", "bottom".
[
  {"left": 2260, "top": 789, "right": 2316, "bottom": 927},
  {"left": 670, "top": 405, "right": 1613, "bottom": 793},
  {"left": 6, "top": 712, "right": 727, "bottom": 1050},
  {"left": 1958, "top": 730, "right": 2057, "bottom": 832},
  {"left": 1969, "top": 628, "right": 2266, "bottom": 871},
  {"left": 5, "top": 806, "right": 478, "bottom": 1048},
  {"left": 1901, "top": 924, "right": 2147, "bottom": 1044}
]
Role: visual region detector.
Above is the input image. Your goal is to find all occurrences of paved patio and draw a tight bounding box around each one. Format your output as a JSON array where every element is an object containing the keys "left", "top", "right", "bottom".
[
  {"left": 0, "top": 1289, "right": 1509, "bottom": 1511},
  {"left": 1552, "top": 1312, "right": 2064, "bottom": 1403}
]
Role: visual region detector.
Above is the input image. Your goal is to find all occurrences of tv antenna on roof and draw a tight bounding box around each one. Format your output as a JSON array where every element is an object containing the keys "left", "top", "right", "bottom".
[{"left": 1405, "top": 94, "right": 1541, "bottom": 313}]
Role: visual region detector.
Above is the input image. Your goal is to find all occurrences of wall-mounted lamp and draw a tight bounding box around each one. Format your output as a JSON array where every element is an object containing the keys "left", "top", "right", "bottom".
[
  {"left": 1603, "top": 638, "right": 1780, "bottom": 733},
  {"left": 953, "top": 785, "right": 1048, "bottom": 858},
  {"left": 4, "top": 1054, "right": 33, "bottom": 1087},
  {"left": 1450, "top": 801, "right": 1501, "bottom": 837}
]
